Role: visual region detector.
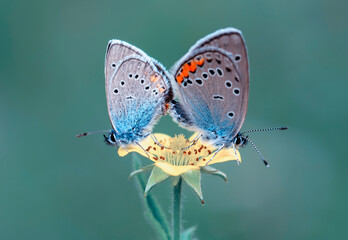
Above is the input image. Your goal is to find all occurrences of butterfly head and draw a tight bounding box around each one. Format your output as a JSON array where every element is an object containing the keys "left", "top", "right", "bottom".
[
  {"left": 233, "top": 132, "right": 248, "bottom": 148},
  {"left": 104, "top": 130, "right": 118, "bottom": 146}
]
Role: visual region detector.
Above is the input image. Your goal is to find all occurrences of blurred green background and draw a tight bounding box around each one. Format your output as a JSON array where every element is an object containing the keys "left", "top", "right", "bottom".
[{"left": 1, "top": 0, "right": 347, "bottom": 239}]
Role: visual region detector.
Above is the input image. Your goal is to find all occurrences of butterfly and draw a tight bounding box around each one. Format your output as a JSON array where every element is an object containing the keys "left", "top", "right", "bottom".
[
  {"left": 77, "top": 40, "right": 173, "bottom": 150},
  {"left": 169, "top": 28, "right": 287, "bottom": 166}
]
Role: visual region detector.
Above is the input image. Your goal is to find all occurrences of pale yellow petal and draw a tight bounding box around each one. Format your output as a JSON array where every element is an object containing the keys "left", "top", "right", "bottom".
[
  {"left": 117, "top": 144, "right": 145, "bottom": 157},
  {"left": 154, "top": 162, "right": 200, "bottom": 176},
  {"left": 117, "top": 133, "right": 171, "bottom": 158},
  {"left": 196, "top": 147, "right": 241, "bottom": 166}
]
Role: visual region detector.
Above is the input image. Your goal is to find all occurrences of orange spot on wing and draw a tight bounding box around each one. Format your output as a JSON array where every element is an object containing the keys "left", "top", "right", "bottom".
[
  {"left": 176, "top": 74, "right": 184, "bottom": 84},
  {"left": 150, "top": 75, "right": 160, "bottom": 82},
  {"left": 188, "top": 62, "right": 197, "bottom": 72},
  {"left": 195, "top": 58, "right": 205, "bottom": 66},
  {"left": 181, "top": 65, "right": 189, "bottom": 78}
]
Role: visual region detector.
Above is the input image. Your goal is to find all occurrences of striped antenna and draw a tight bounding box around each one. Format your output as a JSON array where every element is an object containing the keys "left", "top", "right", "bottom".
[
  {"left": 76, "top": 130, "right": 110, "bottom": 138},
  {"left": 245, "top": 137, "right": 269, "bottom": 167},
  {"left": 242, "top": 126, "right": 288, "bottom": 134}
]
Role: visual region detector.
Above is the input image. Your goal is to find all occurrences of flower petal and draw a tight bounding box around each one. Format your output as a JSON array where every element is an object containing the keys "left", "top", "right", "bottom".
[
  {"left": 129, "top": 164, "right": 154, "bottom": 179},
  {"left": 117, "top": 133, "right": 171, "bottom": 159},
  {"left": 182, "top": 170, "right": 204, "bottom": 204},
  {"left": 196, "top": 147, "right": 241, "bottom": 166},
  {"left": 154, "top": 162, "right": 199, "bottom": 176},
  {"left": 201, "top": 166, "right": 228, "bottom": 182},
  {"left": 144, "top": 166, "right": 170, "bottom": 196}
]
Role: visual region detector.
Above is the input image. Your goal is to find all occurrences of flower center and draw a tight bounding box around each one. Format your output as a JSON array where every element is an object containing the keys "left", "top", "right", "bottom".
[{"left": 146, "top": 134, "right": 214, "bottom": 166}]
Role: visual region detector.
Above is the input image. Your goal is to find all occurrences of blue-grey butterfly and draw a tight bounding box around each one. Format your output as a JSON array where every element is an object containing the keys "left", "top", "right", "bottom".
[
  {"left": 169, "top": 28, "right": 287, "bottom": 166},
  {"left": 77, "top": 40, "right": 173, "bottom": 149}
]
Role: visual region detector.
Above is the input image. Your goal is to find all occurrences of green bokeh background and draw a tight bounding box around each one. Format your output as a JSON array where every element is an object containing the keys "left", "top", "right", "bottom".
[{"left": 1, "top": 0, "right": 347, "bottom": 239}]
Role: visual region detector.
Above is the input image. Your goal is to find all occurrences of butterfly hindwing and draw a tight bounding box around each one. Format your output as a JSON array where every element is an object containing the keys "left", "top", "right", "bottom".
[
  {"left": 188, "top": 27, "right": 249, "bottom": 84},
  {"left": 105, "top": 40, "right": 171, "bottom": 144},
  {"left": 170, "top": 28, "right": 249, "bottom": 145}
]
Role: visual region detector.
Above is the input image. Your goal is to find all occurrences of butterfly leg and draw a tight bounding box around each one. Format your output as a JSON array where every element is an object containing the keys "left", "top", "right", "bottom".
[
  {"left": 232, "top": 143, "right": 240, "bottom": 165},
  {"left": 151, "top": 134, "right": 170, "bottom": 149},
  {"left": 118, "top": 142, "right": 129, "bottom": 153},
  {"left": 205, "top": 144, "right": 225, "bottom": 166},
  {"left": 190, "top": 133, "right": 202, "bottom": 143},
  {"left": 182, "top": 134, "right": 202, "bottom": 150},
  {"left": 135, "top": 141, "right": 150, "bottom": 158}
]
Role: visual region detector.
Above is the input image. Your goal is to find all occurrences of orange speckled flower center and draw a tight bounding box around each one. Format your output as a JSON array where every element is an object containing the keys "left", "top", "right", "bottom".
[{"left": 146, "top": 135, "right": 215, "bottom": 166}]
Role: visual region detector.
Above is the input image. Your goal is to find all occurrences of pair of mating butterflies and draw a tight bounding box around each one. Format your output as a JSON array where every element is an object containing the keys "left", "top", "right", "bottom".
[{"left": 78, "top": 28, "right": 286, "bottom": 166}]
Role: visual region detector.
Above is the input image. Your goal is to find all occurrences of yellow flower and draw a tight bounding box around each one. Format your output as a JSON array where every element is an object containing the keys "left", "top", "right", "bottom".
[
  {"left": 118, "top": 133, "right": 241, "bottom": 176},
  {"left": 118, "top": 133, "right": 241, "bottom": 203}
]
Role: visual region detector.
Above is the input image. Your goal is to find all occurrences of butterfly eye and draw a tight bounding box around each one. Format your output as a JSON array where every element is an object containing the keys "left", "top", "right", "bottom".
[
  {"left": 235, "top": 137, "right": 241, "bottom": 145},
  {"left": 109, "top": 133, "right": 116, "bottom": 144}
]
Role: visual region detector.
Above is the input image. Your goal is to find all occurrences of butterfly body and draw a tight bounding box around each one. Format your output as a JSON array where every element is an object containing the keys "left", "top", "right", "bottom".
[
  {"left": 170, "top": 28, "right": 249, "bottom": 148},
  {"left": 104, "top": 40, "right": 172, "bottom": 146}
]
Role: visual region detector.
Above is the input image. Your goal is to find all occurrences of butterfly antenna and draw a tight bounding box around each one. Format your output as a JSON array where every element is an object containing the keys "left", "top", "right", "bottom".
[
  {"left": 151, "top": 134, "right": 170, "bottom": 149},
  {"left": 245, "top": 137, "right": 269, "bottom": 167},
  {"left": 76, "top": 130, "right": 110, "bottom": 138},
  {"left": 242, "top": 126, "right": 288, "bottom": 134}
]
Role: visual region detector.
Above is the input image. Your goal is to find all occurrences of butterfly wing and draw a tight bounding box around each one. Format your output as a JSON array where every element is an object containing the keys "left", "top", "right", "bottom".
[
  {"left": 105, "top": 40, "right": 172, "bottom": 144},
  {"left": 170, "top": 28, "right": 249, "bottom": 145},
  {"left": 188, "top": 27, "right": 249, "bottom": 84}
]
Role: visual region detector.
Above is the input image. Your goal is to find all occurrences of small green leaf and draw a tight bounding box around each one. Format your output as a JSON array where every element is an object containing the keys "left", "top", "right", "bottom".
[
  {"left": 129, "top": 164, "right": 154, "bottom": 179},
  {"left": 131, "top": 155, "right": 172, "bottom": 240},
  {"left": 201, "top": 166, "right": 228, "bottom": 182},
  {"left": 144, "top": 166, "right": 170, "bottom": 196},
  {"left": 182, "top": 170, "right": 204, "bottom": 204},
  {"left": 181, "top": 226, "right": 197, "bottom": 240}
]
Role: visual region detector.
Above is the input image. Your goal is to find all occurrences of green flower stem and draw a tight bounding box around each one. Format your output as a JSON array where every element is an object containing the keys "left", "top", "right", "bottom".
[{"left": 173, "top": 177, "right": 182, "bottom": 240}]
